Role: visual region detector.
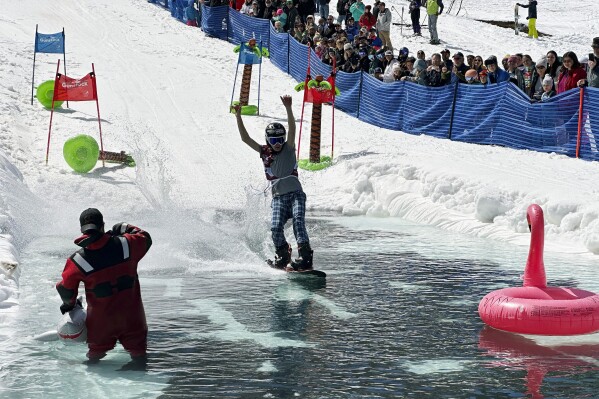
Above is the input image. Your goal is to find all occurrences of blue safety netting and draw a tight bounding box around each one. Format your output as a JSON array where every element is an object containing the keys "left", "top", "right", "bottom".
[
  {"left": 228, "top": 10, "right": 270, "bottom": 46},
  {"left": 201, "top": 5, "right": 228, "bottom": 40},
  {"left": 578, "top": 87, "right": 599, "bottom": 161},
  {"left": 147, "top": 0, "right": 169, "bottom": 7},
  {"left": 269, "top": 26, "right": 289, "bottom": 74},
  {"left": 156, "top": 4, "right": 599, "bottom": 163}
]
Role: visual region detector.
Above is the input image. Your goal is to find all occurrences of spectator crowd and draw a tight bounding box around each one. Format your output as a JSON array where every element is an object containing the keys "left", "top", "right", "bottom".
[{"left": 186, "top": 0, "right": 599, "bottom": 100}]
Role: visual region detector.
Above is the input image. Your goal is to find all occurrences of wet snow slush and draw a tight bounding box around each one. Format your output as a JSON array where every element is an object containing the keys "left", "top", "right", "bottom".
[{"left": 2, "top": 213, "right": 599, "bottom": 398}]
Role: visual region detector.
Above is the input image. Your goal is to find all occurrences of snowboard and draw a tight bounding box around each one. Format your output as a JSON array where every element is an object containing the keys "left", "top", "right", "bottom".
[
  {"left": 266, "top": 259, "right": 326, "bottom": 278},
  {"left": 514, "top": 5, "right": 519, "bottom": 35}
]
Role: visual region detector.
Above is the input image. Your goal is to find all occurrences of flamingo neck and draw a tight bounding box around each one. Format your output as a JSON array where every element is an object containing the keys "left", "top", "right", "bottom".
[{"left": 523, "top": 208, "right": 547, "bottom": 288}]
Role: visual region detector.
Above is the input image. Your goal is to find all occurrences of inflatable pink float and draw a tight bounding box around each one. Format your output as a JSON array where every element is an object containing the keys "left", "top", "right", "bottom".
[{"left": 479, "top": 204, "right": 599, "bottom": 335}]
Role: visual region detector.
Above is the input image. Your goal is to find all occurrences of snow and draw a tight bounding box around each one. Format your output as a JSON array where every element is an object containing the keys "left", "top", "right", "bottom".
[{"left": 0, "top": 0, "right": 598, "bottom": 312}]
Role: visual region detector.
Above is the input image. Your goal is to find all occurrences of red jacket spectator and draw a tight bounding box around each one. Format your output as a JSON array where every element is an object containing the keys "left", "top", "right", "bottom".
[
  {"left": 359, "top": 7, "right": 377, "bottom": 30},
  {"left": 556, "top": 51, "right": 587, "bottom": 94}
]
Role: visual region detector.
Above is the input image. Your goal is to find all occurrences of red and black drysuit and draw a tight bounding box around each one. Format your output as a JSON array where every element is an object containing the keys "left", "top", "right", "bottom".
[{"left": 56, "top": 224, "right": 152, "bottom": 359}]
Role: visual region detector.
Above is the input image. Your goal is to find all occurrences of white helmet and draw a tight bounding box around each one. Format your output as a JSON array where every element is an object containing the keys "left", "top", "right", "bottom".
[{"left": 57, "top": 301, "right": 87, "bottom": 343}]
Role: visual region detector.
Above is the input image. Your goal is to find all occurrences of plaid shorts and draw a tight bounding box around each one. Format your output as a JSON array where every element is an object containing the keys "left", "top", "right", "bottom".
[{"left": 271, "top": 190, "right": 309, "bottom": 248}]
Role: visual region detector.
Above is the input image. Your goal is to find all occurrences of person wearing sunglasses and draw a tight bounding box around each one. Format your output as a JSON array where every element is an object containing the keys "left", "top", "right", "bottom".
[
  {"left": 556, "top": 51, "right": 586, "bottom": 94},
  {"left": 529, "top": 56, "right": 549, "bottom": 101},
  {"left": 233, "top": 96, "right": 314, "bottom": 271}
]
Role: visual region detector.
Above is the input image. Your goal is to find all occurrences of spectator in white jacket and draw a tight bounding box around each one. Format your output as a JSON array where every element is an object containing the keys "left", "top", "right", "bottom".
[
  {"left": 376, "top": 2, "right": 392, "bottom": 51},
  {"left": 382, "top": 49, "right": 399, "bottom": 82}
]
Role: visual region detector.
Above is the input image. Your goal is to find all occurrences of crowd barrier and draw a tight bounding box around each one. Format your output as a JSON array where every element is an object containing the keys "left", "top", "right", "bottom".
[{"left": 157, "top": 2, "right": 599, "bottom": 162}]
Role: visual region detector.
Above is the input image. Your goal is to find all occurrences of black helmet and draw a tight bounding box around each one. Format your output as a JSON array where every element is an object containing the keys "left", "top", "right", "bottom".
[{"left": 265, "top": 122, "right": 286, "bottom": 137}]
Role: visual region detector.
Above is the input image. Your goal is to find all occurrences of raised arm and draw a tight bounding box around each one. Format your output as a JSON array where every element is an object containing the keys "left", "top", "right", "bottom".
[
  {"left": 281, "top": 95, "right": 296, "bottom": 147},
  {"left": 232, "top": 104, "right": 261, "bottom": 153}
]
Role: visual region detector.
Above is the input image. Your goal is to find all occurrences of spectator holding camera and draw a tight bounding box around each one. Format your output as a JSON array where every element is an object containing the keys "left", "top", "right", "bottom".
[{"left": 578, "top": 37, "right": 599, "bottom": 88}]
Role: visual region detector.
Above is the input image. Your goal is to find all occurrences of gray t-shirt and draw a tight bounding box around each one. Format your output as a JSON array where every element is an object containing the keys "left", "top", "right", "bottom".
[{"left": 260, "top": 143, "right": 303, "bottom": 197}]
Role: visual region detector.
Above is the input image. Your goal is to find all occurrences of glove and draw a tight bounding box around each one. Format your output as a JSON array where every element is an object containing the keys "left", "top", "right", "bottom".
[
  {"left": 112, "top": 222, "right": 130, "bottom": 236},
  {"left": 60, "top": 298, "right": 82, "bottom": 315}
]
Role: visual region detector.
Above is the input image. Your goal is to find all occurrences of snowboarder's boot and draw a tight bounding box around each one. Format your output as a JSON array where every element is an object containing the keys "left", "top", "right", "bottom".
[
  {"left": 290, "top": 243, "right": 313, "bottom": 271},
  {"left": 273, "top": 243, "right": 292, "bottom": 269}
]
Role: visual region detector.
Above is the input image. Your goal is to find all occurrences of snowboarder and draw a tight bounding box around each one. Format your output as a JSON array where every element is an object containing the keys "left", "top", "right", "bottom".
[
  {"left": 516, "top": 0, "right": 538, "bottom": 39},
  {"left": 56, "top": 208, "right": 152, "bottom": 367},
  {"left": 233, "top": 95, "right": 314, "bottom": 271}
]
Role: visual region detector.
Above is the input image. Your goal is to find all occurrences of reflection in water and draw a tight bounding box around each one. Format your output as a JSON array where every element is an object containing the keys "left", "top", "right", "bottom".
[{"left": 479, "top": 327, "right": 599, "bottom": 399}]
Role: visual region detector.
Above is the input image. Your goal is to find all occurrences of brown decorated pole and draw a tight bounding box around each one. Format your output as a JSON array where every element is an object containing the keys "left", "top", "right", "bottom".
[
  {"left": 239, "top": 64, "right": 253, "bottom": 106},
  {"left": 308, "top": 75, "right": 325, "bottom": 163},
  {"left": 309, "top": 102, "right": 322, "bottom": 163}
]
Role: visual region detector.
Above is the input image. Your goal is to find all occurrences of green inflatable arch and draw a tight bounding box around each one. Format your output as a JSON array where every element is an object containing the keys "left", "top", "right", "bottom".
[
  {"left": 36, "top": 80, "right": 63, "bottom": 109},
  {"left": 63, "top": 135, "right": 99, "bottom": 173}
]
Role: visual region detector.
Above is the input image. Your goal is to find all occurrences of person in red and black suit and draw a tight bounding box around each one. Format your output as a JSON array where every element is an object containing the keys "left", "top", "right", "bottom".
[{"left": 56, "top": 208, "right": 152, "bottom": 367}]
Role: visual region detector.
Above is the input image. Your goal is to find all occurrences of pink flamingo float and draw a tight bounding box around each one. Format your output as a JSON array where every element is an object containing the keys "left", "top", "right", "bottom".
[{"left": 479, "top": 204, "right": 599, "bottom": 335}]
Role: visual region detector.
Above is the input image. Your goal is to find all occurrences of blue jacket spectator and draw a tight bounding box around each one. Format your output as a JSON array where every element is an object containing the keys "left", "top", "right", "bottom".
[
  {"left": 484, "top": 57, "right": 510, "bottom": 84},
  {"left": 185, "top": 0, "right": 199, "bottom": 26}
]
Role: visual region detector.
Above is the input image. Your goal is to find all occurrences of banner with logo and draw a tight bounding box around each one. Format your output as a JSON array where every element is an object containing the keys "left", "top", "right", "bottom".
[
  {"left": 34, "top": 32, "right": 65, "bottom": 54},
  {"left": 53, "top": 73, "right": 97, "bottom": 102},
  {"left": 32, "top": 25, "right": 67, "bottom": 105},
  {"left": 46, "top": 61, "right": 105, "bottom": 165}
]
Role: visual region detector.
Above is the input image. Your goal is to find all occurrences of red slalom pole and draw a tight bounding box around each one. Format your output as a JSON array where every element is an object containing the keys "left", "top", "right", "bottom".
[
  {"left": 576, "top": 86, "right": 585, "bottom": 158},
  {"left": 45, "top": 59, "right": 61, "bottom": 165},
  {"left": 92, "top": 63, "right": 106, "bottom": 166},
  {"left": 330, "top": 57, "right": 337, "bottom": 160},
  {"left": 297, "top": 46, "right": 311, "bottom": 159}
]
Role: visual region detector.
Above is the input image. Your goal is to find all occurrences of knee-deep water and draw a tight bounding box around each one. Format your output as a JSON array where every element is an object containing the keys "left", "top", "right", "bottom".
[{"left": 1, "top": 215, "right": 598, "bottom": 398}]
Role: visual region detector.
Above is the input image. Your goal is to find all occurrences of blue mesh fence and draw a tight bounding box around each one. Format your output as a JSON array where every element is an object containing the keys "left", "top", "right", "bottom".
[
  {"left": 289, "top": 40, "right": 309, "bottom": 82},
  {"left": 308, "top": 48, "right": 332, "bottom": 78},
  {"left": 334, "top": 72, "right": 361, "bottom": 117},
  {"left": 154, "top": 5, "right": 599, "bottom": 163},
  {"left": 228, "top": 10, "right": 270, "bottom": 46},
  {"left": 269, "top": 26, "right": 289, "bottom": 74},
  {"left": 450, "top": 82, "right": 509, "bottom": 144},
  {"left": 201, "top": 5, "right": 228, "bottom": 40},
  {"left": 579, "top": 87, "right": 599, "bottom": 161}
]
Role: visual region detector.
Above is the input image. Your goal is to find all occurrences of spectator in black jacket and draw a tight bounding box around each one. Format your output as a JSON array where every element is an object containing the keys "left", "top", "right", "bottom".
[
  {"left": 546, "top": 50, "right": 561, "bottom": 78},
  {"left": 451, "top": 51, "right": 469, "bottom": 83},
  {"left": 424, "top": 53, "right": 450, "bottom": 86},
  {"left": 516, "top": 0, "right": 538, "bottom": 39},
  {"left": 285, "top": 0, "right": 299, "bottom": 31},
  {"left": 506, "top": 55, "right": 526, "bottom": 92},
  {"left": 337, "top": 0, "right": 351, "bottom": 25},
  {"left": 297, "top": 0, "right": 315, "bottom": 23},
  {"left": 263, "top": 0, "right": 276, "bottom": 19}
]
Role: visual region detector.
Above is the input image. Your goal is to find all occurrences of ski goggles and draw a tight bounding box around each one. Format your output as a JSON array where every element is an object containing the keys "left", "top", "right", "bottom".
[{"left": 268, "top": 136, "right": 285, "bottom": 145}]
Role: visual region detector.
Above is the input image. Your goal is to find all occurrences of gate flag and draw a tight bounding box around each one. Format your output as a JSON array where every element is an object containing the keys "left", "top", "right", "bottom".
[
  {"left": 32, "top": 25, "right": 67, "bottom": 106},
  {"left": 53, "top": 73, "right": 97, "bottom": 102},
  {"left": 46, "top": 61, "right": 105, "bottom": 166},
  {"left": 34, "top": 32, "right": 65, "bottom": 54}
]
